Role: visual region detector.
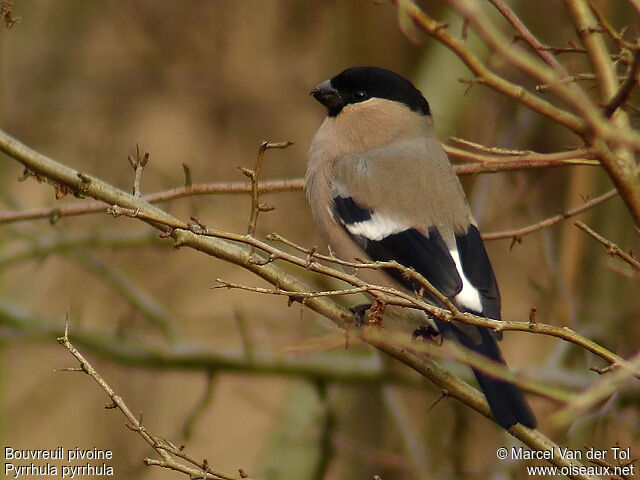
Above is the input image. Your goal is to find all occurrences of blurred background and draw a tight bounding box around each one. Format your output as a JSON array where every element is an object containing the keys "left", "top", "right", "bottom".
[{"left": 1, "top": 1, "right": 639, "bottom": 479}]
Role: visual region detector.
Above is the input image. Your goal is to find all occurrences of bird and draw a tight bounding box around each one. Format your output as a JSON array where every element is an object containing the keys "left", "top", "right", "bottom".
[{"left": 305, "top": 66, "right": 536, "bottom": 430}]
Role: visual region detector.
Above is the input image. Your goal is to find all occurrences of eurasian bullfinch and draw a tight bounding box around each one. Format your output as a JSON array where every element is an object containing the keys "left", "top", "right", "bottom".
[{"left": 306, "top": 66, "right": 536, "bottom": 430}]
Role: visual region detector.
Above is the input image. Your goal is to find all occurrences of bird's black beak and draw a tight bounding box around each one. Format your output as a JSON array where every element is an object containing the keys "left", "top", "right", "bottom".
[{"left": 311, "top": 80, "right": 343, "bottom": 113}]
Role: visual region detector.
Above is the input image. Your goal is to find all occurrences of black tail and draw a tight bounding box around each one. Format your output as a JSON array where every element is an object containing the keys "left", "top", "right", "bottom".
[{"left": 446, "top": 325, "right": 536, "bottom": 429}]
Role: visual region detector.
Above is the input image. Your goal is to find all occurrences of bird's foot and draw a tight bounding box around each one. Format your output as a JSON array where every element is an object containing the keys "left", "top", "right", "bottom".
[
  {"left": 349, "top": 303, "right": 372, "bottom": 327},
  {"left": 412, "top": 325, "right": 443, "bottom": 345}
]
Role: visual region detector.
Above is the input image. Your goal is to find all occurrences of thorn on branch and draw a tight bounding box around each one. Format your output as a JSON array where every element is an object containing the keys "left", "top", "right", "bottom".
[
  {"left": 182, "top": 162, "right": 192, "bottom": 188},
  {"left": 528, "top": 307, "right": 537, "bottom": 328},
  {"left": 247, "top": 254, "right": 275, "bottom": 266},
  {"left": 238, "top": 167, "right": 253, "bottom": 178},
  {"left": 258, "top": 203, "right": 275, "bottom": 212},
  {"left": 305, "top": 246, "right": 317, "bottom": 268},
  {"left": 433, "top": 22, "right": 448, "bottom": 32},
  {"left": 458, "top": 77, "right": 483, "bottom": 95},
  {"left": 128, "top": 144, "right": 149, "bottom": 198},
  {"left": 76, "top": 172, "right": 91, "bottom": 183},
  {"left": 426, "top": 390, "right": 448, "bottom": 414},
  {"left": 589, "top": 364, "right": 617, "bottom": 375},
  {"left": 189, "top": 215, "right": 208, "bottom": 234}
]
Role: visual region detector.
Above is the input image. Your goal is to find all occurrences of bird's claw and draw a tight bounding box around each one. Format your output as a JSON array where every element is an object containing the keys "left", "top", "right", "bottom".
[
  {"left": 349, "top": 303, "right": 372, "bottom": 327},
  {"left": 412, "top": 325, "right": 442, "bottom": 345}
]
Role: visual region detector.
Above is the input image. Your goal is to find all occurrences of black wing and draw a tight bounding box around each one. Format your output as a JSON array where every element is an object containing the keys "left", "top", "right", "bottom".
[
  {"left": 455, "top": 224, "right": 501, "bottom": 319},
  {"left": 332, "top": 195, "right": 462, "bottom": 301},
  {"left": 332, "top": 196, "right": 534, "bottom": 429}
]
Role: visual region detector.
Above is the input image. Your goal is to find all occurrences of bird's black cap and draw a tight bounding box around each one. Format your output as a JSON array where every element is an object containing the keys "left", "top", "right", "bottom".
[{"left": 311, "top": 66, "right": 431, "bottom": 117}]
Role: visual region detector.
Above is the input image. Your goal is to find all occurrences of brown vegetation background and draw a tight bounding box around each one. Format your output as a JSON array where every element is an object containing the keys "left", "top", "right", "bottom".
[{"left": 1, "top": 1, "right": 639, "bottom": 479}]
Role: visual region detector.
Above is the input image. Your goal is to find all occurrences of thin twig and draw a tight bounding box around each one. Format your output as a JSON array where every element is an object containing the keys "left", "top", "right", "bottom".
[
  {"left": 360, "top": 326, "right": 595, "bottom": 480},
  {"left": 57, "top": 324, "right": 244, "bottom": 480},
  {"left": 454, "top": 157, "right": 598, "bottom": 174},
  {"left": 437, "top": 0, "right": 640, "bottom": 226},
  {"left": 67, "top": 251, "right": 179, "bottom": 341},
  {"left": 234, "top": 310, "right": 255, "bottom": 362},
  {"left": 244, "top": 141, "right": 293, "bottom": 236},
  {"left": 446, "top": 145, "right": 596, "bottom": 164},
  {"left": 0, "top": 230, "right": 160, "bottom": 270},
  {"left": 482, "top": 188, "right": 618, "bottom": 241},
  {"left": 182, "top": 163, "right": 192, "bottom": 188},
  {"left": 182, "top": 372, "right": 217, "bottom": 439},
  {"left": 536, "top": 73, "right": 613, "bottom": 92},
  {"left": 539, "top": 45, "right": 588, "bottom": 55},
  {"left": 382, "top": 386, "right": 431, "bottom": 471},
  {"left": 216, "top": 279, "right": 573, "bottom": 402},
  {"left": 0, "top": 300, "right": 423, "bottom": 387},
  {"left": 449, "top": 137, "right": 534, "bottom": 156},
  {"left": 392, "top": 0, "right": 584, "bottom": 134},
  {"left": 603, "top": 49, "right": 640, "bottom": 118},
  {"left": 0, "top": 147, "right": 597, "bottom": 226},
  {"left": 215, "top": 278, "right": 372, "bottom": 300},
  {"left": 100, "top": 203, "right": 639, "bottom": 379},
  {"left": 551, "top": 349, "right": 640, "bottom": 428},
  {"left": 575, "top": 221, "right": 640, "bottom": 272},
  {"left": 0, "top": 178, "right": 305, "bottom": 225},
  {"left": 487, "top": 0, "right": 567, "bottom": 73},
  {"left": 588, "top": 0, "right": 638, "bottom": 52}
]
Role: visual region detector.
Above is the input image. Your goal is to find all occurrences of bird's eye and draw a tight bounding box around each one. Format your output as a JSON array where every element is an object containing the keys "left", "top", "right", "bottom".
[{"left": 353, "top": 90, "right": 369, "bottom": 102}]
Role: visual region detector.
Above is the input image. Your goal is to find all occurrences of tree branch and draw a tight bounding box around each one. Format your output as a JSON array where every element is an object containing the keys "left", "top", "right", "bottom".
[
  {"left": 0, "top": 146, "right": 597, "bottom": 226},
  {"left": 482, "top": 188, "right": 618, "bottom": 241},
  {"left": 397, "top": 0, "right": 640, "bottom": 226},
  {"left": 393, "top": 0, "right": 585, "bottom": 133},
  {"left": 487, "top": 0, "right": 568, "bottom": 73},
  {"left": 57, "top": 324, "right": 247, "bottom": 480},
  {"left": 551, "top": 349, "right": 640, "bottom": 428},
  {"left": 0, "top": 178, "right": 305, "bottom": 225},
  {"left": 575, "top": 221, "right": 640, "bottom": 273},
  {"left": 0, "top": 123, "right": 622, "bottom": 479}
]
